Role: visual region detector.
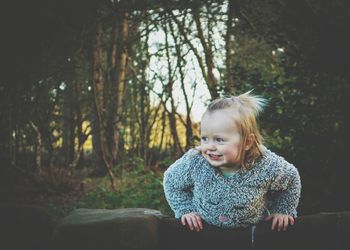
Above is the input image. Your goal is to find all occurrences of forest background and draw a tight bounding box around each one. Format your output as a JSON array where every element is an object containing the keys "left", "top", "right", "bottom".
[{"left": 1, "top": 0, "right": 349, "bottom": 218}]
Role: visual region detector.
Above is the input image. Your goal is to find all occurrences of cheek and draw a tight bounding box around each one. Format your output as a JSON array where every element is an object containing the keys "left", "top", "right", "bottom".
[
  {"left": 220, "top": 145, "right": 240, "bottom": 155},
  {"left": 220, "top": 146, "right": 233, "bottom": 154},
  {"left": 200, "top": 145, "right": 210, "bottom": 155}
]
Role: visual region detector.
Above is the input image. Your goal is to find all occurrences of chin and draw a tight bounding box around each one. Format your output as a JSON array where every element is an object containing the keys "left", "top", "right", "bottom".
[{"left": 207, "top": 159, "right": 224, "bottom": 167}]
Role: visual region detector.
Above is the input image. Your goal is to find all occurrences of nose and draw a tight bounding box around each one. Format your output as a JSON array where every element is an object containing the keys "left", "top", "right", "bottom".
[{"left": 207, "top": 141, "right": 216, "bottom": 151}]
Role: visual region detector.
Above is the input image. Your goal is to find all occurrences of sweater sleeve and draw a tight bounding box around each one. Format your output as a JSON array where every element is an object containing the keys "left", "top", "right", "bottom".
[
  {"left": 163, "top": 149, "right": 198, "bottom": 218},
  {"left": 267, "top": 160, "right": 301, "bottom": 217}
]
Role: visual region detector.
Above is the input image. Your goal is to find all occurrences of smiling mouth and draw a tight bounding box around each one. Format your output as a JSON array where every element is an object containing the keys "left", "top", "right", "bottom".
[{"left": 208, "top": 154, "right": 222, "bottom": 160}]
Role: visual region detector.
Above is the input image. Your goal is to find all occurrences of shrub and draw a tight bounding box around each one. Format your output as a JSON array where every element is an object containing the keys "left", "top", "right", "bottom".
[
  {"left": 78, "top": 169, "right": 173, "bottom": 216},
  {"left": 32, "top": 167, "right": 76, "bottom": 194}
]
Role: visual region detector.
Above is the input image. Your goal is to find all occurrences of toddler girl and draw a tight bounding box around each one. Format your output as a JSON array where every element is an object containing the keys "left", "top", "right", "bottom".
[{"left": 163, "top": 91, "right": 301, "bottom": 232}]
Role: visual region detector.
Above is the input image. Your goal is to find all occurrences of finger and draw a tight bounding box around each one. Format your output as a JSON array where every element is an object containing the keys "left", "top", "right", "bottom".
[
  {"left": 185, "top": 217, "right": 194, "bottom": 231},
  {"left": 195, "top": 215, "right": 203, "bottom": 230},
  {"left": 271, "top": 217, "right": 278, "bottom": 230},
  {"left": 283, "top": 216, "right": 289, "bottom": 231},
  {"left": 181, "top": 216, "right": 186, "bottom": 226},
  {"left": 277, "top": 217, "right": 284, "bottom": 231},
  {"left": 289, "top": 216, "right": 295, "bottom": 225},
  {"left": 264, "top": 215, "right": 272, "bottom": 221},
  {"left": 191, "top": 216, "right": 200, "bottom": 231}
]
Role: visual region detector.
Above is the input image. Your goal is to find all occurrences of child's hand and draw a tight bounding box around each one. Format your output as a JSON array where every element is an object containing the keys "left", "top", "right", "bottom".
[
  {"left": 264, "top": 213, "right": 295, "bottom": 231},
  {"left": 181, "top": 212, "right": 203, "bottom": 232}
]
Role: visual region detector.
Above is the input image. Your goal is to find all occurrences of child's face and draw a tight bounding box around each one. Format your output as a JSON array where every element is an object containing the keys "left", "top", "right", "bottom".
[{"left": 200, "top": 110, "right": 242, "bottom": 169}]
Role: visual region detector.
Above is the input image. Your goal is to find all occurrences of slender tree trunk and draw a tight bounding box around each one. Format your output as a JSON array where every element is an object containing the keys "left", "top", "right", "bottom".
[
  {"left": 107, "top": 11, "right": 129, "bottom": 165},
  {"left": 169, "top": 17, "right": 193, "bottom": 150},
  {"left": 8, "top": 108, "right": 16, "bottom": 165},
  {"left": 164, "top": 20, "right": 183, "bottom": 156},
  {"left": 76, "top": 80, "right": 85, "bottom": 167},
  {"left": 113, "top": 11, "right": 129, "bottom": 161},
  {"left": 167, "top": 103, "right": 183, "bottom": 156},
  {"left": 192, "top": 7, "right": 219, "bottom": 99},
  {"left": 13, "top": 125, "right": 19, "bottom": 166},
  {"left": 139, "top": 22, "right": 152, "bottom": 165},
  {"left": 72, "top": 79, "right": 85, "bottom": 169},
  {"left": 92, "top": 16, "right": 116, "bottom": 190},
  {"left": 107, "top": 15, "right": 118, "bottom": 161},
  {"left": 127, "top": 79, "right": 137, "bottom": 152},
  {"left": 158, "top": 109, "right": 166, "bottom": 152},
  {"left": 225, "top": 0, "right": 236, "bottom": 94},
  {"left": 46, "top": 135, "right": 54, "bottom": 168},
  {"left": 170, "top": 9, "right": 219, "bottom": 100},
  {"left": 11, "top": 125, "right": 18, "bottom": 166},
  {"left": 62, "top": 89, "right": 69, "bottom": 166},
  {"left": 90, "top": 112, "right": 106, "bottom": 175},
  {"left": 144, "top": 99, "right": 162, "bottom": 165},
  {"left": 68, "top": 85, "right": 75, "bottom": 165},
  {"left": 30, "top": 121, "right": 42, "bottom": 172},
  {"left": 139, "top": 78, "right": 146, "bottom": 159},
  {"left": 62, "top": 81, "right": 75, "bottom": 167}
]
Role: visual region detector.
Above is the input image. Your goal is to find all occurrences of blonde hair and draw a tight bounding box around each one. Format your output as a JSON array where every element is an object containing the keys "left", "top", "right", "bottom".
[{"left": 204, "top": 90, "right": 266, "bottom": 170}]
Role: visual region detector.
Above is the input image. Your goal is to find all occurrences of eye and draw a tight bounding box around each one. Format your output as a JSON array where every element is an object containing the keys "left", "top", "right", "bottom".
[
  {"left": 201, "top": 136, "right": 208, "bottom": 142},
  {"left": 215, "top": 137, "right": 225, "bottom": 143}
]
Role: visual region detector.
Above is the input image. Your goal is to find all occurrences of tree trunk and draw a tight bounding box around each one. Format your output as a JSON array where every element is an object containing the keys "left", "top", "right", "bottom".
[
  {"left": 45, "top": 134, "right": 54, "bottom": 169},
  {"left": 170, "top": 10, "right": 219, "bottom": 100},
  {"left": 164, "top": 20, "right": 183, "bottom": 156},
  {"left": 107, "top": 11, "right": 129, "bottom": 165},
  {"left": 192, "top": 7, "right": 219, "bottom": 100},
  {"left": 75, "top": 79, "right": 85, "bottom": 168},
  {"left": 158, "top": 110, "right": 166, "bottom": 152},
  {"left": 68, "top": 83, "right": 75, "bottom": 166},
  {"left": 90, "top": 111, "right": 106, "bottom": 175},
  {"left": 113, "top": 11, "right": 129, "bottom": 162},
  {"left": 225, "top": 0, "right": 236, "bottom": 94},
  {"left": 169, "top": 17, "right": 194, "bottom": 150},
  {"left": 68, "top": 79, "right": 86, "bottom": 170},
  {"left": 30, "top": 121, "right": 42, "bottom": 172},
  {"left": 92, "top": 15, "right": 116, "bottom": 190},
  {"left": 139, "top": 76, "right": 146, "bottom": 159}
]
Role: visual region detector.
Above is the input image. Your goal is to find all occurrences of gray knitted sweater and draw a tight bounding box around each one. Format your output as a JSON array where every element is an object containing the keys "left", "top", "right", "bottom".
[{"left": 163, "top": 148, "right": 301, "bottom": 228}]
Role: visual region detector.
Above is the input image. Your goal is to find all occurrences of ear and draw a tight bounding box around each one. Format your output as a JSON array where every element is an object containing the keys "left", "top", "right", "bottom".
[{"left": 244, "top": 133, "right": 255, "bottom": 151}]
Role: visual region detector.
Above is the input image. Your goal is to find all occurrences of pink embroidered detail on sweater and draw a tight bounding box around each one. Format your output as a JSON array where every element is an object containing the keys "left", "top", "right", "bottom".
[{"left": 219, "top": 215, "right": 230, "bottom": 222}]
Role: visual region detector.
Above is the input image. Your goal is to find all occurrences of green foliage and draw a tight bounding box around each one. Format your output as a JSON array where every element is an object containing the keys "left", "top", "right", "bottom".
[
  {"left": 263, "top": 129, "right": 292, "bottom": 153},
  {"left": 44, "top": 202, "right": 74, "bottom": 218},
  {"left": 33, "top": 167, "right": 76, "bottom": 194},
  {"left": 147, "top": 147, "right": 175, "bottom": 171},
  {"left": 117, "top": 153, "right": 146, "bottom": 173},
  {"left": 78, "top": 169, "right": 173, "bottom": 216}
]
